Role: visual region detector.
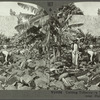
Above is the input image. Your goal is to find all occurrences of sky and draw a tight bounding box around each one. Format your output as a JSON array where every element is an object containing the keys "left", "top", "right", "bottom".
[
  {"left": 0, "top": 2, "right": 38, "bottom": 16},
  {"left": 0, "top": 2, "right": 38, "bottom": 37},
  {"left": 74, "top": 2, "right": 100, "bottom": 15},
  {"left": 0, "top": 2, "right": 99, "bottom": 16}
]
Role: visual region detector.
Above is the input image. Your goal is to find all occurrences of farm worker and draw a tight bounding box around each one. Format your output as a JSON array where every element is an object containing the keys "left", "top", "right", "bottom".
[
  {"left": 87, "top": 44, "right": 94, "bottom": 63},
  {"left": 2, "top": 45, "right": 9, "bottom": 62},
  {"left": 71, "top": 39, "right": 79, "bottom": 68}
]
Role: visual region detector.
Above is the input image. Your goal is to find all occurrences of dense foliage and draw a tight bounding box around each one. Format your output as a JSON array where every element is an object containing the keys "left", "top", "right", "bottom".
[{"left": 0, "top": 3, "right": 100, "bottom": 90}]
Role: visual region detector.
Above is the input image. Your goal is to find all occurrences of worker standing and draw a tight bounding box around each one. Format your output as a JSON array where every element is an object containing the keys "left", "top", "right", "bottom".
[
  {"left": 71, "top": 39, "right": 79, "bottom": 69},
  {"left": 87, "top": 44, "right": 94, "bottom": 63},
  {"left": 2, "top": 45, "right": 9, "bottom": 63}
]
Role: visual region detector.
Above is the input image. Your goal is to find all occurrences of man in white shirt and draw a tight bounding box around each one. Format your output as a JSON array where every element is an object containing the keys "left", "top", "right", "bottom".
[
  {"left": 72, "top": 39, "right": 79, "bottom": 69},
  {"left": 87, "top": 44, "right": 94, "bottom": 64},
  {"left": 1, "top": 45, "right": 9, "bottom": 63}
]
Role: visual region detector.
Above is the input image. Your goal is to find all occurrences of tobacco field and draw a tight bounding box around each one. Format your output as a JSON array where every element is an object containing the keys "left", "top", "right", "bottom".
[{"left": 0, "top": 2, "right": 100, "bottom": 90}]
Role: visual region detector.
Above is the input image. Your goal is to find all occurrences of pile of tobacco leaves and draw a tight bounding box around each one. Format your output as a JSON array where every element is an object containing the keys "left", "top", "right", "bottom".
[{"left": 0, "top": 47, "right": 100, "bottom": 90}]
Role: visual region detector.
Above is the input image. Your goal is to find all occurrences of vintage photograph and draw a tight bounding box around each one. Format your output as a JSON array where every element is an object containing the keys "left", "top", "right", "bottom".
[
  {"left": 0, "top": 2, "right": 50, "bottom": 90},
  {"left": 0, "top": 1, "right": 100, "bottom": 91},
  {"left": 49, "top": 2, "right": 100, "bottom": 90}
]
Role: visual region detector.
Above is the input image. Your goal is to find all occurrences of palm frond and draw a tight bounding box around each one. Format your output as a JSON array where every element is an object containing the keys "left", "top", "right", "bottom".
[
  {"left": 68, "top": 23, "right": 84, "bottom": 27},
  {"left": 19, "top": 13, "right": 35, "bottom": 19},
  {"left": 17, "top": 2, "right": 44, "bottom": 15},
  {"left": 15, "top": 23, "right": 29, "bottom": 32},
  {"left": 18, "top": 2, "right": 38, "bottom": 13}
]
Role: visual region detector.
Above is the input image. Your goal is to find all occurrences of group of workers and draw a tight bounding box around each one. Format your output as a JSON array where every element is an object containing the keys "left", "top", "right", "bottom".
[
  {"left": 0, "top": 38, "right": 99, "bottom": 69},
  {"left": 71, "top": 38, "right": 97, "bottom": 69}
]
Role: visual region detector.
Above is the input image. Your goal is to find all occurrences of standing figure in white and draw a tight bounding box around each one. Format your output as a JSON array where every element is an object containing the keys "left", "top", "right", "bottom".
[
  {"left": 71, "top": 39, "right": 79, "bottom": 69},
  {"left": 87, "top": 44, "right": 94, "bottom": 64},
  {"left": 2, "top": 45, "right": 9, "bottom": 63}
]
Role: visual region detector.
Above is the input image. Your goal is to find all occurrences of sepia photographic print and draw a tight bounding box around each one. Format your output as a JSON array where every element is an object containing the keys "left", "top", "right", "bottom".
[
  {"left": 0, "top": 0, "right": 100, "bottom": 99},
  {"left": 49, "top": 2, "right": 100, "bottom": 91}
]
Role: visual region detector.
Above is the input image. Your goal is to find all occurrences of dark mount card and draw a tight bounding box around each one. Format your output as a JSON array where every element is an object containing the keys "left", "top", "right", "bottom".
[{"left": 0, "top": 0, "right": 100, "bottom": 99}]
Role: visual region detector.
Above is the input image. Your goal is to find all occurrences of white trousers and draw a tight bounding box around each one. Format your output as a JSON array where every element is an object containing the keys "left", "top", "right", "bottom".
[
  {"left": 72, "top": 51, "right": 78, "bottom": 66},
  {"left": 87, "top": 50, "right": 94, "bottom": 62}
]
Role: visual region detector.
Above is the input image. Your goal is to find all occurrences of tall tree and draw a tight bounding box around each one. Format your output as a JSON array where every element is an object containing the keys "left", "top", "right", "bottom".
[{"left": 11, "top": 2, "right": 84, "bottom": 61}]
